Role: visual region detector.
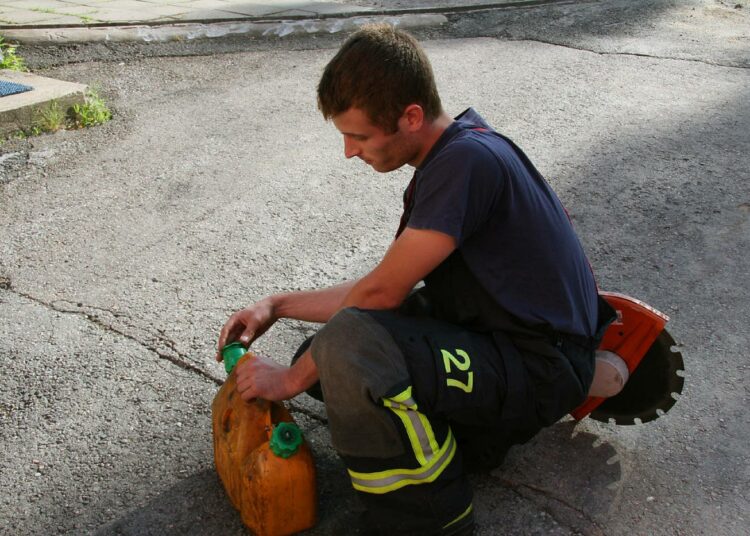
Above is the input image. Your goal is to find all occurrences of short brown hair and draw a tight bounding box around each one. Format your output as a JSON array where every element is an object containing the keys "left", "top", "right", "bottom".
[{"left": 317, "top": 24, "right": 443, "bottom": 133}]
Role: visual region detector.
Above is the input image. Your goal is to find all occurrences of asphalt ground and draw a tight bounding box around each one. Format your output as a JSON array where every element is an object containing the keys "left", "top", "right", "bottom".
[{"left": 1, "top": 0, "right": 749, "bottom": 534}]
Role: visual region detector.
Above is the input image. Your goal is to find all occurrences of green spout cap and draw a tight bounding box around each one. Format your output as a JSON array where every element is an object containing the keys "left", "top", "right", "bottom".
[
  {"left": 269, "top": 422, "right": 304, "bottom": 458},
  {"left": 221, "top": 342, "right": 247, "bottom": 375}
]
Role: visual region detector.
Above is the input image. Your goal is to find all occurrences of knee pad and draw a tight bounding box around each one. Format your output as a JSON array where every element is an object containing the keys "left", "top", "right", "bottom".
[
  {"left": 310, "top": 308, "right": 410, "bottom": 459},
  {"left": 311, "top": 307, "right": 411, "bottom": 402}
]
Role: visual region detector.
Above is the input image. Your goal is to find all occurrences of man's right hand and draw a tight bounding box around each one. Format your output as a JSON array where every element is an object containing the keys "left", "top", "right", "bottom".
[{"left": 216, "top": 298, "right": 276, "bottom": 362}]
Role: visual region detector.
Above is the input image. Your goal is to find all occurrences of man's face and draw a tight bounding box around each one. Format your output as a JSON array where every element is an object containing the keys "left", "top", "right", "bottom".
[{"left": 332, "top": 108, "right": 418, "bottom": 173}]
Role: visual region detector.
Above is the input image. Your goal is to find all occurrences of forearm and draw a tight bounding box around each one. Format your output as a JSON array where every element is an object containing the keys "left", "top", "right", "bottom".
[
  {"left": 337, "top": 228, "right": 455, "bottom": 312},
  {"left": 279, "top": 277, "right": 400, "bottom": 399},
  {"left": 286, "top": 350, "right": 319, "bottom": 394},
  {"left": 339, "top": 274, "right": 406, "bottom": 311},
  {"left": 279, "top": 272, "right": 412, "bottom": 400},
  {"left": 273, "top": 277, "right": 397, "bottom": 399},
  {"left": 269, "top": 280, "right": 358, "bottom": 323}
]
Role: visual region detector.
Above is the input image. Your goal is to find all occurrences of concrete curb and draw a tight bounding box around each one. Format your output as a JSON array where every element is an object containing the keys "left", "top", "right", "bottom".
[
  {"left": 1, "top": 14, "right": 449, "bottom": 45},
  {"left": 0, "top": 0, "right": 580, "bottom": 45},
  {"left": 0, "top": 69, "right": 87, "bottom": 137}
]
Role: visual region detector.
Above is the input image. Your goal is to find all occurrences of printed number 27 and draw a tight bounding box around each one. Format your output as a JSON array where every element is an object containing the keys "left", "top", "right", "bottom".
[{"left": 441, "top": 349, "right": 474, "bottom": 393}]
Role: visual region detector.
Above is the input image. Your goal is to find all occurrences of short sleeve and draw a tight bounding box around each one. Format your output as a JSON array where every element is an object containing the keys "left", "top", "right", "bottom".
[{"left": 407, "top": 138, "right": 504, "bottom": 245}]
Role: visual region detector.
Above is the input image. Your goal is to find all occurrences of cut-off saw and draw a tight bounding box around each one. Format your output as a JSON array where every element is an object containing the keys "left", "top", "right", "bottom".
[{"left": 572, "top": 292, "right": 685, "bottom": 425}]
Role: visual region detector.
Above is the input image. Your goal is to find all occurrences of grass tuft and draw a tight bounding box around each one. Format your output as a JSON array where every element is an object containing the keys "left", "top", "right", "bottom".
[
  {"left": 0, "top": 36, "right": 26, "bottom": 71},
  {"left": 34, "top": 100, "right": 67, "bottom": 133},
  {"left": 69, "top": 88, "right": 112, "bottom": 128},
  {"left": 3, "top": 86, "right": 112, "bottom": 142}
]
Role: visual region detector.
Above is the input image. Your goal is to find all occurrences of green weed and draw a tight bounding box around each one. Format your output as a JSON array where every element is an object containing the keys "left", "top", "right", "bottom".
[
  {"left": 3, "top": 87, "right": 112, "bottom": 143},
  {"left": 1, "top": 127, "right": 42, "bottom": 144},
  {"left": 69, "top": 88, "right": 112, "bottom": 128},
  {"left": 0, "top": 36, "right": 26, "bottom": 71},
  {"left": 34, "top": 100, "right": 67, "bottom": 133},
  {"left": 26, "top": 7, "right": 98, "bottom": 24},
  {"left": 78, "top": 15, "right": 97, "bottom": 24}
]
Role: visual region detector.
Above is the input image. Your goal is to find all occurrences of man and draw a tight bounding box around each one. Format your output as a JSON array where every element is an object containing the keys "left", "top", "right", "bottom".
[{"left": 217, "top": 25, "right": 619, "bottom": 535}]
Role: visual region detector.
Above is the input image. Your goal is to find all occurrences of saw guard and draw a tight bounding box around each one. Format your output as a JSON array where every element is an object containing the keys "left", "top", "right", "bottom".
[{"left": 570, "top": 292, "right": 669, "bottom": 421}]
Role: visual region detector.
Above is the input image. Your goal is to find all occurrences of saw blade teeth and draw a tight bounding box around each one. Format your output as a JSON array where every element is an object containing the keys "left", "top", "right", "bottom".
[{"left": 588, "top": 329, "right": 685, "bottom": 425}]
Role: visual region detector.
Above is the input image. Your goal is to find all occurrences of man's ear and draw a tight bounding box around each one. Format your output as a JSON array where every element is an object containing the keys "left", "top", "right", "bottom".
[{"left": 399, "top": 104, "right": 424, "bottom": 132}]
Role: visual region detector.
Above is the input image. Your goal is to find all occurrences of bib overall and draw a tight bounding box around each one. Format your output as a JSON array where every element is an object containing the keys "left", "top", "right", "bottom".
[{"left": 293, "top": 251, "right": 614, "bottom": 535}]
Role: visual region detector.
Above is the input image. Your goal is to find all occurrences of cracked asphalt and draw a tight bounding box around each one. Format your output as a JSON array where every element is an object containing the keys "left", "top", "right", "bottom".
[{"left": 1, "top": 0, "right": 749, "bottom": 534}]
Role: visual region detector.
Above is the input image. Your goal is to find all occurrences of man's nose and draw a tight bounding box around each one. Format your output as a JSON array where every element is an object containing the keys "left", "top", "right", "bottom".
[{"left": 344, "top": 137, "right": 360, "bottom": 159}]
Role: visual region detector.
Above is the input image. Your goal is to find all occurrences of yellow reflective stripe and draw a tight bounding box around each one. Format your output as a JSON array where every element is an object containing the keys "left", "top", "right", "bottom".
[
  {"left": 389, "top": 386, "right": 416, "bottom": 406},
  {"left": 443, "top": 503, "right": 473, "bottom": 529},
  {"left": 389, "top": 404, "right": 428, "bottom": 465},
  {"left": 416, "top": 412, "right": 440, "bottom": 455},
  {"left": 383, "top": 399, "right": 415, "bottom": 411},
  {"left": 348, "top": 430, "right": 457, "bottom": 494},
  {"left": 382, "top": 390, "right": 437, "bottom": 466}
]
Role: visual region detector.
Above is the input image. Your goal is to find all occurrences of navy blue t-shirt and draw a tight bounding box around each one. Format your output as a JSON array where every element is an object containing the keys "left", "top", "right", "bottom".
[{"left": 406, "top": 108, "right": 598, "bottom": 338}]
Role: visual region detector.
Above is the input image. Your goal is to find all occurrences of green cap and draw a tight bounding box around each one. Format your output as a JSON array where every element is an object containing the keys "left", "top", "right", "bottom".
[
  {"left": 269, "top": 422, "right": 304, "bottom": 458},
  {"left": 222, "top": 342, "right": 247, "bottom": 374}
]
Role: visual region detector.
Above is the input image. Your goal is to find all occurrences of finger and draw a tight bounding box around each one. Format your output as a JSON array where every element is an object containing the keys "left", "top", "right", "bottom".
[
  {"left": 216, "top": 335, "right": 226, "bottom": 362},
  {"left": 239, "top": 387, "right": 255, "bottom": 402},
  {"left": 237, "top": 379, "right": 255, "bottom": 401},
  {"left": 236, "top": 368, "right": 250, "bottom": 387},
  {"left": 217, "top": 312, "right": 246, "bottom": 361},
  {"left": 239, "top": 328, "right": 255, "bottom": 346},
  {"left": 216, "top": 320, "right": 233, "bottom": 361},
  {"left": 235, "top": 365, "right": 253, "bottom": 390},
  {"left": 216, "top": 332, "right": 231, "bottom": 362}
]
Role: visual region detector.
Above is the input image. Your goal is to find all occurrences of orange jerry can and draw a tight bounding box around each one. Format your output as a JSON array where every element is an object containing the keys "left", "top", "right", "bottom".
[{"left": 212, "top": 344, "right": 318, "bottom": 536}]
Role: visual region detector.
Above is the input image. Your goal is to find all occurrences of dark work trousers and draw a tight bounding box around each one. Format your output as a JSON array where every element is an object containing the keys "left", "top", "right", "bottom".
[{"left": 292, "top": 253, "right": 614, "bottom": 535}]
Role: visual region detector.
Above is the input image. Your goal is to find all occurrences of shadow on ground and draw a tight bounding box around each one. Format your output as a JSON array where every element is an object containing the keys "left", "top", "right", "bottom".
[
  {"left": 94, "top": 430, "right": 361, "bottom": 536},
  {"left": 94, "top": 469, "right": 243, "bottom": 536},
  {"left": 471, "top": 421, "right": 620, "bottom": 535},
  {"left": 95, "top": 420, "right": 619, "bottom": 535}
]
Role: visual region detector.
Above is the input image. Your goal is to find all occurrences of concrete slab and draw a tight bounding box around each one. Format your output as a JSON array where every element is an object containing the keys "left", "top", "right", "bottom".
[
  {"left": 214, "top": 1, "right": 373, "bottom": 17},
  {"left": 169, "top": 9, "right": 255, "bottom": 21},
  {"left": 0, "top": 0, "right": 558, "bottom": 31},
  {"left": 0, "top": 13, "right": 448, "bottom": 44},
  {"left": 4, "top": 0, "right": 78, "bottom": 4},
  {"left": 0, "top": 0, "right": 69, "bottom": 8},
  {"left": 0, "top": 69, "right": 86, "bottom": 137},
  {"left": 28, "top": 5, "right": 102, "bottom": 20},
  {"left": 65, "top": 7, "right": 190, "bottom": 24},
  {"left": 0, "top": 7, "right": 82, "bottom": 26},
  {"left": 156, "top": 0, "right": 241, "bottom": 7}
]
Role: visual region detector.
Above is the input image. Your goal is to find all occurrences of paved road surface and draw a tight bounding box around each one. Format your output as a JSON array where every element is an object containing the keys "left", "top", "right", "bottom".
[{"left": 1, "top": 1, "right": 748, "bottom": 534}]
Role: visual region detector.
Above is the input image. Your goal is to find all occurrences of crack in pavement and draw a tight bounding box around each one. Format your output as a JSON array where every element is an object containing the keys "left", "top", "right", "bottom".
[
  {"left": 12, "top": 287, "right": 224, "bottom": 382},
  {"left": 490, "top": 474, "right": 608, "bottom": 536},
  {"left": 507, "top": 37, "right": 749, "bottom": 69},
  {"left": 286, "top": 400, "right": 329, "bottom": 425},
  {"left": 53, "top": 298, "right": 131, "bottom": 319},
  {"left": 2, "top": 284, "right": 328, "bottom": 424}
]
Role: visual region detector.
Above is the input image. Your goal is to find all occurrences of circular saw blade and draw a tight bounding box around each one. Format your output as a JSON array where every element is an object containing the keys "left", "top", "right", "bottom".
[{"left": 590, "top": 330, "right": 685, "bottom": 425}]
